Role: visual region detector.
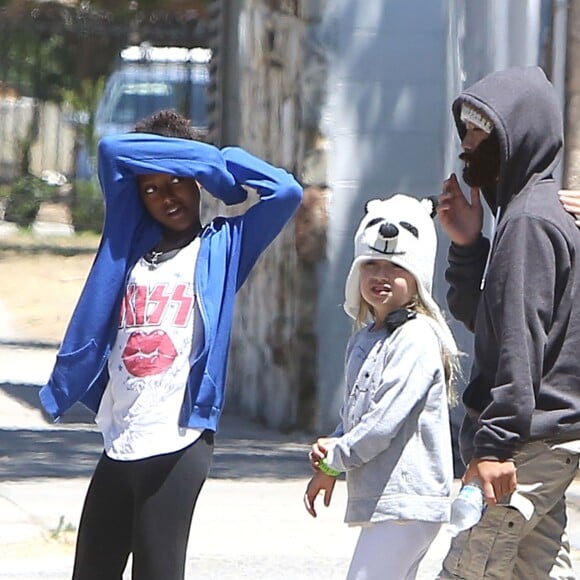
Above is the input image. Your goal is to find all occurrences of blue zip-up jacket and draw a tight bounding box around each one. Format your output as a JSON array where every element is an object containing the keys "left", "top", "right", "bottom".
[{"left": 39, "top": 133, "right": 302, "bottom": 432}]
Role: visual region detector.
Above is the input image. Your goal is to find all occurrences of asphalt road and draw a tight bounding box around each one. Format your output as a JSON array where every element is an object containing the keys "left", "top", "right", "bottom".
[{"left": 2, "top": 345, "right": 580, "bottom": 579}]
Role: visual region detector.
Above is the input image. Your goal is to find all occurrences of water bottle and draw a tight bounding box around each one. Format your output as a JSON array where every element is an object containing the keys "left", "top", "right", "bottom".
[{"left": 446, "top": 479, "right": 485, "bottom": 537}]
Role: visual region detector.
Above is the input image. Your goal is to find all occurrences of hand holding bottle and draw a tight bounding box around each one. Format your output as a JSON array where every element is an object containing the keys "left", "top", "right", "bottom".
[{"left": 464, "top": 458, "right": 517, "bottom": 505}]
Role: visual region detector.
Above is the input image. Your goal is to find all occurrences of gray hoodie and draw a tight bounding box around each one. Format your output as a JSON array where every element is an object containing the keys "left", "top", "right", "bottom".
[{"left": 445, "top": 66, "right": 580, "bottom": 463}]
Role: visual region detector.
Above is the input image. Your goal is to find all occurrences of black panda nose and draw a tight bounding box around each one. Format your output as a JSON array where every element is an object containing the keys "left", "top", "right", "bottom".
[{"left": 379, "top": 222, "right": 399, "bottom": 240}]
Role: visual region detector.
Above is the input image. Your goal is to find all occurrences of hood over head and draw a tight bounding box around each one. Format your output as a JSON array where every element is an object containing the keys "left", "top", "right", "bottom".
[{"left": 452, "top": 66, "right": 563, "bottom": 215}]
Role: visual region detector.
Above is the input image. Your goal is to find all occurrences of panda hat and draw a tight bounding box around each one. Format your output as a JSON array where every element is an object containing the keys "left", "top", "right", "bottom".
[{"left": 344, "top": 193, "right": 457, "bottom": 353}]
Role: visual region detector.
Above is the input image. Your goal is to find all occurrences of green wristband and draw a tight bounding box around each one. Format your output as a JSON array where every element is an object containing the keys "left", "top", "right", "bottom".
[{"left": 319, "top": 459, "right": 341, "bottom": 477}]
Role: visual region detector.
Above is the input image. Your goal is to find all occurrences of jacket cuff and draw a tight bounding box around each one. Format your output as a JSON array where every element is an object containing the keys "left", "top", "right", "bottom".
[
  {"left": 473, "top": 448, "right": 515, "bottom": 462},
  {"left": 449, "top": 234, "right": 490, "bottom": 263},
  {"left": 39, "top": 384, "right": 60, "bottom": 421},
  {"left": 324, "top": 442, "right": 344, "bottom": 472}
]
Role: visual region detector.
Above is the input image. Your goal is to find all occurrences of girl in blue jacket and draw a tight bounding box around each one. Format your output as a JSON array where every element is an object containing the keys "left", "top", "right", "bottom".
[{"left": 40, "top": 110, "right": 302, "bottom": 579}]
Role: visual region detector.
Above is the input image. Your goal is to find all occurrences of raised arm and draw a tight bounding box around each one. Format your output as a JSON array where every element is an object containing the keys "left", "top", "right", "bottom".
[
  {"left": 445, "top": 236, "right": 490, "bottom": 331},
  {"left": 220, "top": 147, "right": 303, "bottom": 288},
  {"left": 438, "top": 173, "right": 489, "bottom": 331},
  {"left": 97, "top": 133, "right": 248, "bottom": 206}
]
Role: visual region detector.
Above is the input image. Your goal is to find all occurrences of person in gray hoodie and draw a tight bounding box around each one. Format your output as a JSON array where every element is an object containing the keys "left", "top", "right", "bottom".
[
  {"left": 303, "top": 193, "right": 459, "bottom": 580},
  {"left": 438, "top": 66, "right": 580, "bottom": 579}
]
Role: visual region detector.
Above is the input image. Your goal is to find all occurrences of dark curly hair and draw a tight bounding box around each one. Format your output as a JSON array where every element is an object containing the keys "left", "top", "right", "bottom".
[{"left": 133, "top": 109, "right": 206, "bottom": 141}]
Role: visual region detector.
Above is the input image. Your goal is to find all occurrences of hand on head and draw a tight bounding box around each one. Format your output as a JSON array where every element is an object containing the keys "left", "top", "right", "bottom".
[{"left": 437, "top": 173, "right": 483, "bottom": 246}]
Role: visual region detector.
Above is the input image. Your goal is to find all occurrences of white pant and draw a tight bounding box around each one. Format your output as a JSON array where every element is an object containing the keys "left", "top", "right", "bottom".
[{"left": 346, "top": 519, "right": 441, "bottom": 580}]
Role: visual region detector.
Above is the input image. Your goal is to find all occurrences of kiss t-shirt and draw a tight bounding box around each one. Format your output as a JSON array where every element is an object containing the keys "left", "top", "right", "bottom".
[{"left": 96, "top": 238, "right": 203, "bottom": 460}]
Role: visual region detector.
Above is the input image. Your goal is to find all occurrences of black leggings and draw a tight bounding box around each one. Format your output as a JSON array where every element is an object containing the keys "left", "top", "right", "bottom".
[{"left": 72, "top": 431, "right": 214, "bottom": 580}]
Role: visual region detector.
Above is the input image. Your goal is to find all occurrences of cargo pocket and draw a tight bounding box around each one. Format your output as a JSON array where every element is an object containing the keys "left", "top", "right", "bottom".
[{"left": 442, "top": 506, "right": 525, "bottom": 579}]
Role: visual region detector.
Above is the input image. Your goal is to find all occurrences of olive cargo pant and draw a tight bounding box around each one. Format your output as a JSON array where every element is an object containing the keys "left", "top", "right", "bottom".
[{"left": 440, "top": 441, "right": 579, "bottom": 580}]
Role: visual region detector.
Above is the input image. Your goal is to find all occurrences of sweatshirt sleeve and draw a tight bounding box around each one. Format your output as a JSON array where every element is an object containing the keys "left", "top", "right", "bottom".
[
  {"left": 220, "top": 147, "right": 303, "bottom": 288},
  {"left": 445, "top": 234, "right": 490, "bottom": 332},
  {"left": 325, "top": 322, "right": 443, "bottom": 472},
  {"left": 471, "top": 215, "right": 565, "bottom": 460},
  {"left": 97, "top": 133, "right": 247, "bottom": 206}
]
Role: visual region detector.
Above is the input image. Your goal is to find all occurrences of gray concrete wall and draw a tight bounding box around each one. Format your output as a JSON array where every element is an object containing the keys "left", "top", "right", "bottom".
[
  {"left": 215, "top": 0, "right": 558, "bottom": 435},
  {"left": 315, "top": 0, "right": 553, "bottom": 433},
  {"left": 217, "top": 0, "right": 309, "bottom": 431},
  {"left": 564, "top": 0, "right": 580, "bottom": 189},
  {"left": 315, "top": 0, "right": 450, "bottom": 432},
  {"left": 441, "top": 0, "right": 552, "bottom": 468}
]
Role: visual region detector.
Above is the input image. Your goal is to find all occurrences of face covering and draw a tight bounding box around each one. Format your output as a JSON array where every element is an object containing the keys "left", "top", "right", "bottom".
[{"left": 460, "top": 131, "right": 500, "bottom": 189}]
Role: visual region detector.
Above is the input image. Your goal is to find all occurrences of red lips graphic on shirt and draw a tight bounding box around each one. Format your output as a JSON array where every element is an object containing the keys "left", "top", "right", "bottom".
[{"left": 122, "top": 330, "right": 178, "bottom": 377}]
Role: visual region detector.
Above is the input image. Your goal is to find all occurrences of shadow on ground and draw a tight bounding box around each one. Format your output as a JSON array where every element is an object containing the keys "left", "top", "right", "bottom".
[
  {"left": 212, "top": 434, "right": 312, "bottom": 480},
  {"left": 0, "top": 383, "right": 313, "bottom": 482},
  {"left": 0, "top": 428, "right": 102, "bottom": 480}
]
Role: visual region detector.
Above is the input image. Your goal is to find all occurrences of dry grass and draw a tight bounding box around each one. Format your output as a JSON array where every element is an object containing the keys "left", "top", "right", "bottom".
[
  {"left": 0, "top": 217, "right": 98, "bottom": 344},
  {"left": 0, "top": 533, "right": 75, "bottom": 559},
  {"left": 0, "top": 251, "right": 95, "bottom": 344}
]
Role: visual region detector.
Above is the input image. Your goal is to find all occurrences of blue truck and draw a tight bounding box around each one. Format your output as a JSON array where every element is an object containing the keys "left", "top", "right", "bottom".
[{"left": 76, "top": 45, "right": 211, "bottom": 179}]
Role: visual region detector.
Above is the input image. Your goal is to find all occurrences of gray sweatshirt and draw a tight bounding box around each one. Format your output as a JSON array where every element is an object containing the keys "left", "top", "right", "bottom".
[
  {"left": 446, "top": 67, "right": 580, "bottom": 463},
  {"left": 325, "top": 315, "right": 453, "bottom": 526}
]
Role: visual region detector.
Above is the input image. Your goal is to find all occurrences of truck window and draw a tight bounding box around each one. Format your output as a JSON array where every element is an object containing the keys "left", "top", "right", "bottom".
[{"left": 109, "top": 82, "right": 183, "bottom": 125}]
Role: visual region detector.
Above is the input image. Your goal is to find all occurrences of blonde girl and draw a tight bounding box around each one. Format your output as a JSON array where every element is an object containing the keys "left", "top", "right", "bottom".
[{"left": 304, "top": 194, "right": 458, "bottom": 580}]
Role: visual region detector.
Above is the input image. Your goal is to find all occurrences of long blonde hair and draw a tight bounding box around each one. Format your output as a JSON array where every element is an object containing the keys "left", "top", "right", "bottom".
[{"left": 355, "top": 294, "right": 460, "bottom": 406}]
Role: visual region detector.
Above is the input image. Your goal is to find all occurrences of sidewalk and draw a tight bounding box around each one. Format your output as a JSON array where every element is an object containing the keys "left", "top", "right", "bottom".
[
  {"left": 0, "top": 344, "right": 357, "bottom": 579},
  {"left": 1, "top": 344, "right": 580, "bottom": 579}
]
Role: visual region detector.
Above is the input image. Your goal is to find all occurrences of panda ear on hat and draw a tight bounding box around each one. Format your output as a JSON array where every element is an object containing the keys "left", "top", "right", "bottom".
[
  {"left": 364, "top": 199, "right": 383, "bottom": 215},
  {"left": 421, "top": 196, "right": 438, "bottom": 218}
]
